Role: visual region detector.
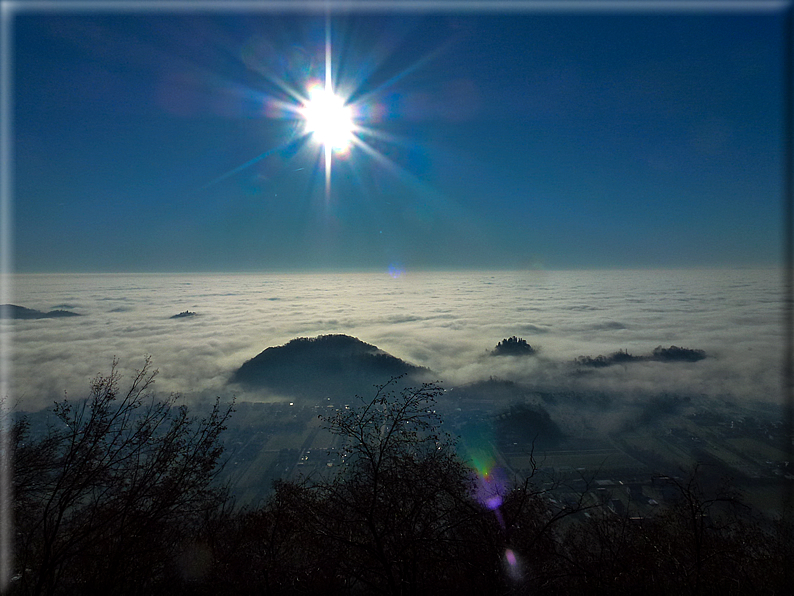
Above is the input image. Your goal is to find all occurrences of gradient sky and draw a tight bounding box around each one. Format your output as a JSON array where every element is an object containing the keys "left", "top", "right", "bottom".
[{"left": 10, "top": 3, "right": 787, "bottom": 272}]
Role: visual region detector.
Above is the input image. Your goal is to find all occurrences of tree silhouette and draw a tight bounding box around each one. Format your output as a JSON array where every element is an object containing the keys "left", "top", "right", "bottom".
[
  {"left": 651, "top": 345, "right": 706, "bottom": 362},
  {"left": 309, "top": 379, "right": 477, "bottom": 593},
  {"left": 11, "top": 357, "right": 233, "bottom": 595},
  {"left": 9, "top": 365, "right": 787, "bottom": 594},
  {"left": 552, "top": 467, "right": 785, "bottom": 595},
  {"left": 209, "top": 378, "right": 592, "bottom": 595},
  {"left": 491, "top": 336, "right": 536, "bottom": 356}
]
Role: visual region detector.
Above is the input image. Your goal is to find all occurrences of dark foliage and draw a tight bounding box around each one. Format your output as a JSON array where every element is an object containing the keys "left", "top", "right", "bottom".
[
  {"left": 9, "top": 367, "right": 788, "bottom": 595},
  {"left": 550, "top": 472, "right": 786, "bottom": 595},
  {"left": 651, "top": 345, "right": 707, "bottom": 362},
  {"left": 10, "top": 358, "right": 233, "bottom": 596},
  {"left": 285, "top": 381, "right": 487, "bottom": 594},
  {"left": 494, "top": 403, "right": 564, "bottom": 449},
  {"left": 575, "top": 349, "right": 642, "bottom": 367},
  {"left": 204, "top": 378, "right": 575, "bottom": 596},
  {"left": 491, "top": 337, "right": 536, "bottom": 356},
  {"left": 576, "top": 346, "right": 706, "bottom": 368}
]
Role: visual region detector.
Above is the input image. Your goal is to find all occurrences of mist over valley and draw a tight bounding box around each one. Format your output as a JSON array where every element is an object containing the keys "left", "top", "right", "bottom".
[
  {"left": 7, "top": 269, "right": 786, "bottom": 516},
  {"left": 8, "top": 269, "right": 781, "bottom": 413}
]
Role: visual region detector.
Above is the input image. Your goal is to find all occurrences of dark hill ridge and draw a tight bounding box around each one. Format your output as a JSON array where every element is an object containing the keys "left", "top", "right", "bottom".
[
  {"left": 575, "top": 345, "right": 706, "bottom": 368},
  {"left": 491, "top": 336, "right": 536, "bottom": 356},
  {"left": 231, "top": 334, "right": 430, "bottom": 400},
  {"left": 0, "top": 304, "right": 80, "bottom": 319}
]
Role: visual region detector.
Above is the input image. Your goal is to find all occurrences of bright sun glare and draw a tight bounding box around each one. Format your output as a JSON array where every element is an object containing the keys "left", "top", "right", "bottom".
[
  {"left": 207, "top": 18, "right": 376, "bottom": 200},
  {"left": 300, "top": 85, "right": 355, "bottom": 152}
]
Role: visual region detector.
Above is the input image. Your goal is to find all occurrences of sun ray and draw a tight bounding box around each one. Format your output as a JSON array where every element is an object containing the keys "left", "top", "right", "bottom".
[
  {"left": 200, "top": 13, "right": 448, "bottom": 208},
  {"left": 347, "top": 42, "right": 451, "bottom": 110},
  {"left": 325, "top": 15, "right": 333, "bottom": 202},
  {"left": 199, "top": 137, "right": 306, "bottom": 192}
]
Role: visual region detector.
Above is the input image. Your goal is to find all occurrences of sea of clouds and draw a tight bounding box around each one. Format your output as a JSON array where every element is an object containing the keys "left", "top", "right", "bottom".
[{"left": 4, "top": 268, "right": 784, "bottom": 414}]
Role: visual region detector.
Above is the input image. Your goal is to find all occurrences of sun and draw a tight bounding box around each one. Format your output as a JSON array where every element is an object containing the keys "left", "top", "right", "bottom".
[
  {"left": 204, "top": 17, "right": 405, "bottom": 203},
  {"left": 299, "top": 84, "right": 356, "bottom": 153}
]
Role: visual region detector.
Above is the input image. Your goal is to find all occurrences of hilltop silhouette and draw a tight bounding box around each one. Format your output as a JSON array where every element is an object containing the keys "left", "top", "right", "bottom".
[
  {"left": 650, "top": 345, "right": 706, "bottom": 362},
  {"left": 0, "top": 304, "right": 80, "bottom": 319},
  {"left": 495, "top": 402, "right": 564, "bottom": 449},
  {"left": 230, "top": 334, "right": 429, "bottom": 401},
  {"left": 576, "top": 345, "right": 706, "bottom": 367},
  {"left": 490, "top": 336, "right": 536, "bottom": 356}
]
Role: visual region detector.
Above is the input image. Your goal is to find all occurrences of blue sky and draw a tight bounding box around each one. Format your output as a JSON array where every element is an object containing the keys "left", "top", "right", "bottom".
[{"left": 10, "top": 4, "right": 787, "bottom": 272}]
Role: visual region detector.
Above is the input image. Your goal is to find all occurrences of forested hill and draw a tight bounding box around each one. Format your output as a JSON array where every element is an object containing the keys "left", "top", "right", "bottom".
[
  {"left": 0, "top": 304, "right": 80, "bottom": 319},
  {"left": 230, "top": 334, "right": 429, "bottom": 400}
]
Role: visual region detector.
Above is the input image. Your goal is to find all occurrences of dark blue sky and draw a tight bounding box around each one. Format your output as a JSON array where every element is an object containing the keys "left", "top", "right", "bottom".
[{"left": 11, "top": 5, "right": 787, "bottom": 272}]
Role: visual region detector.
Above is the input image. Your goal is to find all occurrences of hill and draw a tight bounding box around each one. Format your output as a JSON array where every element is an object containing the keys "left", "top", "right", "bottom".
[
  {"left": 0, "top": 304, "right": 80, "bottom": 319},
  {"left": 230, "top": 334, "right": 429, "bottom": 401},
  {"left": 575, "top": 345, "right": 706, "bottom": 367},
  {"left": 490, "top": 336, "right": 536, "bottom": 356}
]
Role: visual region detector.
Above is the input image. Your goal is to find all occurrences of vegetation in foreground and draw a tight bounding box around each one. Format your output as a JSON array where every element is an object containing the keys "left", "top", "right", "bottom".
[{"left": 8, "top": 360, "right": 791, "bottom": 595}]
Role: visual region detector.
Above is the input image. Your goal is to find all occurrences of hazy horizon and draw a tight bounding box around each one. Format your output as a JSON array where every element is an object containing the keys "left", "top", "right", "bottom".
[
  {"left": 8, "top": 264, "right": 785, "bottom": 274},
  {"left": 5, "top": 268, "right": 783, "bottom": 418}
]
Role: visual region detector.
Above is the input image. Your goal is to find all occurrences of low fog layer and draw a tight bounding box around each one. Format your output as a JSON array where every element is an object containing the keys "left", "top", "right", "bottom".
[{"left": 6, "top": 269, "right": 782, "bottom": 414}]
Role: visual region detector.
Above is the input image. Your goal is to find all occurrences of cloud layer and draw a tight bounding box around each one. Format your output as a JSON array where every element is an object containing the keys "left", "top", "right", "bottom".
[{"left": 5, "top": 269, "right": 783, "bottom": 413}]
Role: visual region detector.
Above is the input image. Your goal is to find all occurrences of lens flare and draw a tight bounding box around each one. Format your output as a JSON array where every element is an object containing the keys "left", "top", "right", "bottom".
[
  {"left": 474, "top": 468, "right": 508, "bottom": 512},
  {"left": 388, "top": 264, "right": 404, "bottom": 278},
  {"left": 504, "top": 548, "right": 522, "bottom": 581},
  {"left": 460, "top": 422, "right": 523, "bottom": 580}
]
